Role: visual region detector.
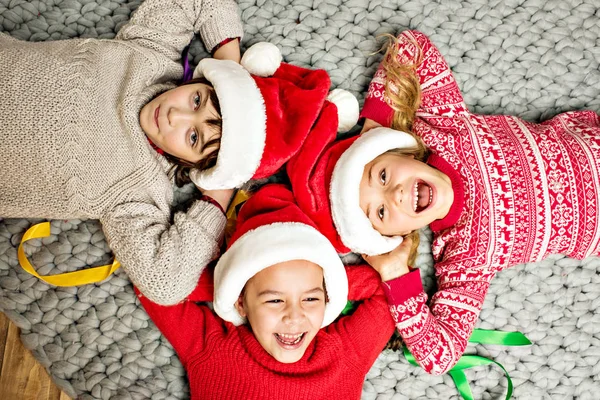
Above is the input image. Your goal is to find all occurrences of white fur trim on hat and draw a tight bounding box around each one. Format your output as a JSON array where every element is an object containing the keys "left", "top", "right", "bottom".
[
  {"left": 189, "top": 59, "right": 266, "bottom": 189},
  {"left": 241, "top": 42, "right": 282, "bottom": 77},
  {"left": 213, "top": 222, "right": 348, "bottom": 327},
  {"left": 327, "top": 89, "right": 359, "bottom": 133},
  {"left": 330, "top": 127, "right": 419, "bottom": 256}
]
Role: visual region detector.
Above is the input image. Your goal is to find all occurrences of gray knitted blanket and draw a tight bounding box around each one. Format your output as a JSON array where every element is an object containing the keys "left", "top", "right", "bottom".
[{"left": 1, "top": 0, "right": 600, "bottom": 399}]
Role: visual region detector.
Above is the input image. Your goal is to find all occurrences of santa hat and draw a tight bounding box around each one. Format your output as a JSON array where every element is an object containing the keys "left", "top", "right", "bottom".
[
  {"left": 213, "top": 184, "right": 348, "bottom": 327},
  {"left": 287, "top": 127, "right": 419, "bottom": 256},
  {"left": 189, "top": 42, "right": 360, "bottom": 190}
]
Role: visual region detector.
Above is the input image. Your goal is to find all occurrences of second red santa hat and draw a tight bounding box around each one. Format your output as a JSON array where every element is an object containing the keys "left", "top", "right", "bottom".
[
  {"left": 190, "top": 43, "right": 360, "bottom": 190},
  {"left": 213, "top": 184, "right": 348, "bottom": 327},
  {"left": 287, "top": 126, "right": 419, "bottom": 256}
]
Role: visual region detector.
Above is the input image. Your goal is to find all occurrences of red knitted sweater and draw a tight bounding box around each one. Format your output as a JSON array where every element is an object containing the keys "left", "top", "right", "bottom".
[
  {"left": 363, "top": 30, "right": 600, "bottom": 375},
  {"left": 137, "top": 265, "right": 395, "bottom": 400}
]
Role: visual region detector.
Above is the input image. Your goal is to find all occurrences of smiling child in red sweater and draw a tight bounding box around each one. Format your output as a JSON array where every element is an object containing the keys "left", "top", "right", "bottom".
[{"left": 136, "top": 184, "right": 397, "bottom": 400}]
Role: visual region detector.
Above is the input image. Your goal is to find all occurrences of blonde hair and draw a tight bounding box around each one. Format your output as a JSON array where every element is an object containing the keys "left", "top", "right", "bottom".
[
  {"left": 378, "top": 34, "right": 428, "bottom": 265},
  {"left": 380, "top": 34, "right": 423, "bottom": 134}
]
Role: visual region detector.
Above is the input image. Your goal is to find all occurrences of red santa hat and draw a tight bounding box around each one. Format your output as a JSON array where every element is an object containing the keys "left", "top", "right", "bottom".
[
  {"left": 287, "top": 126, "right": 419, "bottom": 256},
  {"left": 213, "top": 184, "right": 348, "bottom": 327},
  {"left": 189, "top": 43, "right": 360, "bottom": 190}
]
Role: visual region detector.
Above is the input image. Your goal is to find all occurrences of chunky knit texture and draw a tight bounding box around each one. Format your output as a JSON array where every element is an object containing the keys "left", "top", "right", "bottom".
[
  {"left": 361, "top": 30, "right": 600, "bottom": 375},
  {"left": 0, "top": 0, "right": 243, "bottom": 305},
  {"left": 137, "top": 265, "right": 395, "bottom": 400}
]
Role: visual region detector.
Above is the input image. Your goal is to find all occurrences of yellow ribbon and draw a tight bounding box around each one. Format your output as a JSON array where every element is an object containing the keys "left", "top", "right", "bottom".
[
  {"left": 18, "top": 222, "right": 120, "bottom": 286},
  {"left": 224, "top": 189, "right": 251, "bottom": 245},
  {"left": 18, "top": 190, "right": 251, "bottom": 287}
]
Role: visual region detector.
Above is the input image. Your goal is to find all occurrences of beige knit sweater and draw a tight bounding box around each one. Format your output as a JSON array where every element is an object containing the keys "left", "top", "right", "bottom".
[{"left": 0, "top": 0, "right": 243, "bottom": 305}]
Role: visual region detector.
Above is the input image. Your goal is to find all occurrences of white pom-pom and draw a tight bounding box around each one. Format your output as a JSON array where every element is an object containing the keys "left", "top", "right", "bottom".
[
  {"left": 241, "top": 42, "right": 282, "bottom": 77},
  {"left": 327, "top": 89, "right": 359, "bottom": 133}
]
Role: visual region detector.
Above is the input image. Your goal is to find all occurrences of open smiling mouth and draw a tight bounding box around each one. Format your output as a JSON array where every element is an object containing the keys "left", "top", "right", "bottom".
[
  {"left": 275, "top": 333, "right": 305, "bottom": 348},
  {"left": 414, "top": 180, "right": 433, "bottom": 213}
]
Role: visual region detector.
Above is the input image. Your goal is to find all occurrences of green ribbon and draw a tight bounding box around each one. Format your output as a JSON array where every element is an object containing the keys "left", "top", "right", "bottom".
[
  {"left": 402, "top": 329, "right": 531, "bottom": 400},
  {"left": 341, "top": 300, "right": 356, "bottom": 315}
]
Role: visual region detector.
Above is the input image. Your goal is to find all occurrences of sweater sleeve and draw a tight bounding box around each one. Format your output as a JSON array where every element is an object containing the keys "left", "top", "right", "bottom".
[
  {"left": 381, "top": 266, "right": 496, "bottom": 375},
  {"left": 360, "top": 30, "right": 468, "bottom": 126},
  {"left": 100, "top": 198, "right": 226, "bottom": 305},
  {"left": 329, "top": 265, "right": 395, "bottom": 373},
  {"left": 115, "top": 0, "right": 243, "bottom": 58},
  {"left": 136, "top": 288, "right": 217, "bottom": 367}
]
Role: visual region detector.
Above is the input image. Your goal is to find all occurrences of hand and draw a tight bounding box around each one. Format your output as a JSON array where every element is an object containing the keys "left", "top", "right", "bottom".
[
  {"left": 202, "top": 188, "right": 235, "bottom": 211},
  {"left": 213, "top": 39, "right": 241, "bottom": 63},
  {"left": 360, "top": 118, "right": 382, "bottom": 135},
  {"left": 362, "top": 236, "right": 413, "bottom": 282}
]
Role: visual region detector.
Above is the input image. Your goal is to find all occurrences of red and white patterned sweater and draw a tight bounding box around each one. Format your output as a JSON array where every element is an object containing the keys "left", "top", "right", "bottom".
[{"left": 362, "top": 30, "right": 600, "bottom": 375}]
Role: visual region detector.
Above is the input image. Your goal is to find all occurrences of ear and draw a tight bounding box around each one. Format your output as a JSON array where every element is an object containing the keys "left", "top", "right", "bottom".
[{"left": 234, "top": 295, "right": 247, "bottom": 318}]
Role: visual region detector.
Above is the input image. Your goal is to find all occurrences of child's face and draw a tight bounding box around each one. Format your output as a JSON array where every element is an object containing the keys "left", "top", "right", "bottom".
[
  {"left": 236, "top": 260, "right": 326, "bottom": 364},
  {"left": 140, "top": 83, "right": 220, "bottom": 163},
  {"left": 359, "top": 152, "right": 454, "bottom": 236}
]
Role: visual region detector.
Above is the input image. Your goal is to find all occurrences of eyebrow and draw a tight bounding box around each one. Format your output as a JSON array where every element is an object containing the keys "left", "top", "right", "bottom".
[
  {"left": 257, "top": 287, "right": 324, "bottom": 297},
  {"left": 304, "top": 287, "right": 325, "bottom": 294},
  {"left": 195, "top": 89, "right": 212, "bottom": 153},
  {"left": 257, "top": 290, "right": 283, "bottom": 297},
  {"left": 366, "top": 164, "right": 373, "bottom": 220}
]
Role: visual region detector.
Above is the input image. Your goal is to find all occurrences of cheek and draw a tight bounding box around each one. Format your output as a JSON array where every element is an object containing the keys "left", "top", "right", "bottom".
[
  {"left": 166, "top": 131, "right": 185, "bottom": 151},
  {"left": 249, "top": 308, "right": 279, "bottom": 333},
  {"left": 308, "top": 306, "right": 326, "bottom": 327}
]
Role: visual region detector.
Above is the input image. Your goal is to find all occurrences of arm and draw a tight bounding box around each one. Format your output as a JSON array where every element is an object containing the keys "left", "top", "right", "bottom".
[
  {"left": 101, "top": 198, "right": 227, "bottom": 305},
  {"left": 115, "top": 0, "right": 243, "bottom": 61},
  {"left": 328, "top": 265, "right": 396, "bottom": 372},
  {"left": 366, "top": 239, "right": 495, "bottom": 375},
  {"left": 154, "top": 189, "right": 233, "bottom": 303},
  {"left": 185, "top": 261, "right": 215, "bottom": 302},
  {"left": 136, "top": 288, "right": 215, "bottom": 366},
  {"left": 212, "top": 38, "right": 241, "bottom": 63},
  {"left": 382, "top": 267, "right": 494, "bottom": 375},
  {"left": 361, "top": 30, "right": 468, "bottom": 127}
]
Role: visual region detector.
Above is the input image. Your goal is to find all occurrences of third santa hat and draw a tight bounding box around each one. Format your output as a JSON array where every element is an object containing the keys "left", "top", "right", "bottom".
[
  {"left": 189, "top": 43, "right": 360, "bottom": 190},
  {"left": 287, "top": 126, "right": 419, "bottom": 256},
  {"left": 213, "top": 183, "right": 348, "bottom": 327}
]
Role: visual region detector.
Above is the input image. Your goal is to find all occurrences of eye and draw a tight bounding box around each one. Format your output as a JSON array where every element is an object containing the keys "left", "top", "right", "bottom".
[
  {"left": 379, "top": 169, "right": 387, "bottom": 185},
  {"left": 190, "top": 129, "right": 198, "bottom": 147},
  {"left": 193, "top": 92, "right": 201, "bottom": 110},
  {"left": 378, "top": 205, "right": 385, "bottom": 221},
  {"left": 266, "top": 299, "right": 283, "bottom": 304},
  {"left": 304, "top": 297, "right": 322, "bottom": 302}
]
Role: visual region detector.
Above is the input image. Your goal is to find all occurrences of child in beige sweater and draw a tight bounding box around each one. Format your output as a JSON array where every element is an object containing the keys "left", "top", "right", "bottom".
[{"left": 0, "top": 0, "right": 243, "bottom": 305}]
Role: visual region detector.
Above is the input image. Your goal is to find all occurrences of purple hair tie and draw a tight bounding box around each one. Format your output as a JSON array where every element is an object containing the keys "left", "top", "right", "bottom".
[{"left": 181, "top": 45, "right": 194, "bottom": 83}]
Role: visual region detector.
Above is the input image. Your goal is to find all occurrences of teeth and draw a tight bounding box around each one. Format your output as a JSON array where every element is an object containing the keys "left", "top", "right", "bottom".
[
  {"left": 277, "top": 333, "right": 304, "bottom": 345},
  {"left": 414, "top": 182, "right": 418, "bottom": 212},
  {"left": 414, "top": 182, "right": 433, "bottom": 212}
]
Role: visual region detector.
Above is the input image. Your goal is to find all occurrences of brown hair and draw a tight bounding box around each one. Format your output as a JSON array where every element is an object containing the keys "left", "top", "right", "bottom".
[
  {"left": 378, "top": 34, "right": 429, "bottom": 265},
  {"left": 161, "top": 77, "right": 223, "bottom": 187},
  {"left": 383, "top": 332, "right": 404, "bottom": 351}
]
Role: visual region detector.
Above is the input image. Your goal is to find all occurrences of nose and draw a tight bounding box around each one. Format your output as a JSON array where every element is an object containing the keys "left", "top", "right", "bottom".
[
  {"left": 282, "top": 304, "right": 303, "bottom": 325},
  {"left": 168, "top": 107, "right": 194, "bottom": 127},
  {"left": 388, "top": 184, "right": 403, "bottom": 208}
]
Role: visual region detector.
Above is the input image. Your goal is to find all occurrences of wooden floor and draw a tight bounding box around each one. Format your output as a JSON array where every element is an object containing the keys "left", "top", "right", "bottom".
[{"left": 0, "top": 312, "right": 71, "bottom": 400}]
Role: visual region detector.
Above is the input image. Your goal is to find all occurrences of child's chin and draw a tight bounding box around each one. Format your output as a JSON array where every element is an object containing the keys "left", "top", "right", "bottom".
[{"left": 274, "top": 350, "right": 306, "bottom": 364}]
